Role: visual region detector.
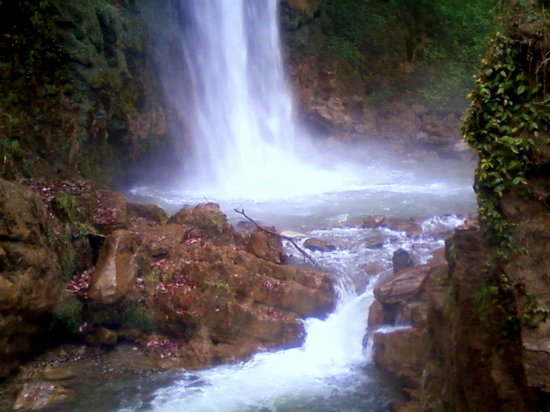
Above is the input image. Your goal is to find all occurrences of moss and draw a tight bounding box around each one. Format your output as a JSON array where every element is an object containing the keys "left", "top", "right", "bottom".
[
  {"left": 203, "top": 279, "right": 230, "bottom": 294},
  {"left": 51, "top": 296, "right": 84, "bottom": 334},
  {"left": 474, "top": 269, "right": 521, "bottom": 336},
  {"left": 53, "top": 193, "right": 81, "bottom": 222},
  {"left": 0, "top": 0, "right": 168, "bottom": 182},
  {"left": 521, "top": 293, "right": 550, "bottom": 329},
  {"left": 87, "top": 299, "right": 156, "bottom": 332}
]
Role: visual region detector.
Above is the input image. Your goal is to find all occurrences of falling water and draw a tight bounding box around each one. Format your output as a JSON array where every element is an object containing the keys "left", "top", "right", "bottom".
[{"left": 161, "top": 0, "right": 357, "bottom": 199}]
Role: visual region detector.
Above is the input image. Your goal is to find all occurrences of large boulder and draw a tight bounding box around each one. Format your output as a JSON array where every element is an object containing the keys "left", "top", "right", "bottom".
[
  {"left": 304, "top": 237, "right": 337, "bottom": 252},
  {"left": 127, "top": 202, "right": 168, "bottom": 225},
  {"left": 374, "top": 262, "right": 432, "bottom": 305},
  {"left": 168, "top": 203, "right": 237, "bottom": 245}
]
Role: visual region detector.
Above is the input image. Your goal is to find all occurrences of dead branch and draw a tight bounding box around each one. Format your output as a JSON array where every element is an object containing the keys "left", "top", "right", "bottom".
[{"left": 234, "top": 208, "right": 320, "bottom": 268}]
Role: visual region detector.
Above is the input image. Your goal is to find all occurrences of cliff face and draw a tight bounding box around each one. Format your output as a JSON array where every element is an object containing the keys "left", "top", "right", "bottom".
[
  {"left": 371, "top": 1, "right": 550, "bottom": 410},
  {"left": 0, "top": 0, "right": 169, "bottom": 183},
  {"left": 281, "top": 0, "right": 496, "bottom": 157}
]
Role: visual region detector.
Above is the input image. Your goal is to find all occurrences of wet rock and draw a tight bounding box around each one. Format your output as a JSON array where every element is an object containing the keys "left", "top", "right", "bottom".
[
  {"left": 372, "top": 327, "right": 429, "bottom": 388},
  {"left": 362, "top": 215, "right": 386, "bottom": 229},
  {"left": 246, "top": 229, "right": 287, "bottom": 264},
  {"left": 127, "top": 202, "right": 168, "bottom": 225},
  {"left": 383, "top": 218, "right": 423, "bottom": 237},
  {"left": 364, "top": 232, "right": 387, "bottom": 249},
  {"left": 303, "top": 237, "right": 337, "bottom": 252},
  {"left": 12, "top": 382, "right": 73, "bottom": 411},
  {"left": 368, "top": 300, "right": 393, "bottom": 327},
  {"left": 392, "top": 248, "right": 414, "bottom": 274},
  {"left": 42, "top": 365, "right": 77, "bottom": 381},
  {"left": 88, "top": 230, "right": 141, "bottom": 304},
  {"left": 374, "top": 263, "right": 431, "bottom": 305}
]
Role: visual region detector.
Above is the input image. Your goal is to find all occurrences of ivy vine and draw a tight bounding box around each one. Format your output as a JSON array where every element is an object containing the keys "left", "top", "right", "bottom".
[{"left": 463, "top": 33, "right": 550, "bottom": 248}]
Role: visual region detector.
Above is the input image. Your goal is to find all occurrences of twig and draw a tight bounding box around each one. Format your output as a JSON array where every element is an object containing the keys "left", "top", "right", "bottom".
[{"left": 234, "top": 208, "right": 320, "bottom": 267}]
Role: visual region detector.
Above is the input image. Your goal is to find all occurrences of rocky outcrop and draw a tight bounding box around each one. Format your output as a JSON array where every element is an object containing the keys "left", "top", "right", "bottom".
[
  {"left": 0, "top": 178, "right": 337, "bottom": 379},
  {"left": 125, "top": 203, "right": 335, "bottom": 368},
  {"left": 0, "top": 180, "right": 67, "bottom": 378}
]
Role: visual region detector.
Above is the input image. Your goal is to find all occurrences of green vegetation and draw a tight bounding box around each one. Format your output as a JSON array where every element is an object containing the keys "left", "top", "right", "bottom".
[
  {"left": 0, "top": 0, "right": 167, "bottom": 182},
  {"left": 53, "top": 193, "right": 81, "bottom": 222},
  {"left": 522, "top": 293, "right": 550, "bottom": 329},
  {"left": 87, "top": 299, "right": 156, "bottom": 332},
  {"left": 203, "top": 278, "right": 230, "bottom": 293},
  {"left": 51, "top": 296, "right": 84, "bottom": 334},
  {"left": 474, "top": 269, "right": 521, "bottom": 335},
  {"left": 299, "top": 0, "right": 499, "bottom": 111},
  {"left": 463, "top": 33, "right": 550, "bottom": 248}
]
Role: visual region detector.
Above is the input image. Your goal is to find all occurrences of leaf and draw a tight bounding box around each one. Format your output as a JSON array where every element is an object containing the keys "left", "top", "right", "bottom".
[{"left": 516, "top": 85, "right": 526, "bottom": 95}]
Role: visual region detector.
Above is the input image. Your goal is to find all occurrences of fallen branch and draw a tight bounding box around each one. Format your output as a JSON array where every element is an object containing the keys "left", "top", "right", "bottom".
[{"left": 234, "top": 208, "right": 320, "bottom": 268}]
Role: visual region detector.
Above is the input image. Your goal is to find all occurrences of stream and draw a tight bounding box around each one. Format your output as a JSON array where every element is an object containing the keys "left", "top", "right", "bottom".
[
  {"left": 34, "top": 0, "right": 478, "bottom": 409},
  {"left": 65, "top": 153, "right": 474, "bottom": 412}
]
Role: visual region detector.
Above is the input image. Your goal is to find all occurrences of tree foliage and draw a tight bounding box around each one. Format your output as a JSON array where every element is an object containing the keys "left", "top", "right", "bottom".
[{"left": 313, "top": 0, "right": 499, "bottom": 110}]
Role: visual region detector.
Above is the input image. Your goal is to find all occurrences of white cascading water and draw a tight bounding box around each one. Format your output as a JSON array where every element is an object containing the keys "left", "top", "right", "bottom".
[
  {"left": 117, "top": 2, "right": 475, "bottom": 411},
  {"left": 168, "top": 0, "right": 357, "bottom": 199}
]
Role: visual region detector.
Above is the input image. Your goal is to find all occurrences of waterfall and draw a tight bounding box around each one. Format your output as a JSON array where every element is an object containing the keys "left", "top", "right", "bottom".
[{"left": 158, "top": 0, "right": 357, "bottom": 200}]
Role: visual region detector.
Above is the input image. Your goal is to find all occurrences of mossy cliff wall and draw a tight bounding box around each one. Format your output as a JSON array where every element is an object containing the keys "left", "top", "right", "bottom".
[{"left": 0, "top": 0, "right": 168, "bottom": 183}]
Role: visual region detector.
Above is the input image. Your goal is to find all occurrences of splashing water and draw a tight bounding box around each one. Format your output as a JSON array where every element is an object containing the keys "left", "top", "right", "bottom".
[{"left": 160, "top": 0, "right": 358, "bottom": 199}]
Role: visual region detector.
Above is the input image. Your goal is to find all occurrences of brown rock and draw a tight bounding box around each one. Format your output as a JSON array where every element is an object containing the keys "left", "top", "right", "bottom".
[
  {"left": 373, "top": 327, "right": 429, "bottom": 388},
  {"left": 79, "top": 190, "right": 129, "bottom": 234},
  {"left": 303, "top": 237, "right": 337, "bottom": 252},
  {"left": 128, "top": 208, "right": 336, "bottom": 370},
  {"left": 246, "top": 229, "right": 287, "bottom": 264},
  {"left": 0, "top": 179, "right": 65, "bottom": 378},
  {"left": 88, "top": 230, "right": 141, "bottom": 304},
  {"left": 362, "top": 215, "right": 386, "bottom": 229},
  {"left": 168, "top": 203, "right": 235, "bottom": 244},
  {"left": 96, "top": 327, "right": 118, "bottom": 346},
  {"left": 43, "top": 365, "right": 77, "bottom": 381},
  {"left": 364, "top": 232, "right": 387, "bottom": 249},
  {"left": 127, "top": 202, "right": 168, "bottom": 224},
  {"left": 12, "top": 382, "right": 73, "bottom": 411},
  {"left": 383, "top": 218, "right": 423, "bottom": 237},
  {"left": 368, "top": 300, "right": 393, "bottom": 327},
  {"left": 374, "top": 264, "right": 431, "bottom": 304}
]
